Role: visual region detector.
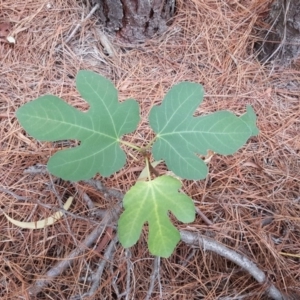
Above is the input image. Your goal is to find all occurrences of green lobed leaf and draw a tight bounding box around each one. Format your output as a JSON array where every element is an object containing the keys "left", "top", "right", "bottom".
[
  {"left": 149, "top": 82, "right": 259, "bottom": 180},
  {"left": 16, "top": 70, "right": 140, "bottom": 180},
  {"left": 118, "top": 175, "right": 195, "bottom": 258}
]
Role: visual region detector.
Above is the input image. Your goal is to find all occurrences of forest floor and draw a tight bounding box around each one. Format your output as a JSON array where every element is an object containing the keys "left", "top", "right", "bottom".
[{"left": 0, "top": 0, "right": 299, "bottom": 299}]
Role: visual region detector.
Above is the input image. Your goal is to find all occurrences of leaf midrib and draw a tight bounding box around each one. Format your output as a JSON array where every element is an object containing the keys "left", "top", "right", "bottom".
[
  {"left": 159, "top": 129, "right": 249, "bottom": 137},
  {"left": 52, "top": 139, "right": 118, "bottom": 167},
  {"left": 157, "top": 88, "right": 199, "bottom": 133},
  {"left": 28, "top": 113, "right": 117, "bottom": 141},
  {"left": 84, "top": 79, "right": 118, "bottom": 137},
  {"left": 155, "top": 138, "right": 204, "bottom": 174}
]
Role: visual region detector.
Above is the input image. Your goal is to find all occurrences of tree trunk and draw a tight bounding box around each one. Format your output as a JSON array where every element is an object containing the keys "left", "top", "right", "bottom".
[
  {"left": 257, "top": 0, "right": 300, "bottom": 64},
  {"left": 92, "top": 0, "right": 175, "bottom": 43}
]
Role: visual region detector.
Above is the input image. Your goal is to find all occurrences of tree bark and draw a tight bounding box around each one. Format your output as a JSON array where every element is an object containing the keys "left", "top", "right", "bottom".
[
  {"left": 257, "top": 0, "right": 300, "bottom": 64},
  {"left": 92, "top": 0, "right": 175, "bottom": 43}
]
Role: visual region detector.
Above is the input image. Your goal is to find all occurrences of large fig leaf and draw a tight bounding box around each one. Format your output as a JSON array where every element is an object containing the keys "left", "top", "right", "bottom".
[
  {"left": 149, "top": 82, "right": 258, "bottom": 180},
  {"left": 118, "top": 175, "right": 195, "bottom": 258},
  {"left": 16, "top": 70, "right": 140, "bottom": 180}
]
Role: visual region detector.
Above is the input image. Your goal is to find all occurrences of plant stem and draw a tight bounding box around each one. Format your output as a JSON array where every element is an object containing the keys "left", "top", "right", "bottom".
[
  {"left": 145, "top": 157, "right": 152, "bottom": 181},
  {"left": 119, "top": 136, "right": 156, "bottom": 153},
  {"left": 119, "top": 140, "right": 142, "bottom": 152},
  {"left": 143, "top": 136, "right": 157, "bottom": 150}
]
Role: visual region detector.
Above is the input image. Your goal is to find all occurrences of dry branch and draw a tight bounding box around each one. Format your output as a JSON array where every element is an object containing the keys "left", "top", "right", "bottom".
[
  {"left": 27, "top": 204, "right": 121, "bottom": 297},
  {"left": 180, "top": 230, "right": 286, "bottom": 300},
  {"left": 110, "top": 249, "right": 132, "bottom": 299},
  {"left": 81, "top": 235, "right": 119, "bottom": 298},
  {"left": 63, "top": 3, "right": 100, "bottom": 45},
  {"left": 0, "top": 186, "right": 27, "bottom": 201},
  {"left": 145, "top": 256, "right": 161, "bottom": 300},
  {"left": 56, "top": 2, "right": 115, "bottom": 57}
]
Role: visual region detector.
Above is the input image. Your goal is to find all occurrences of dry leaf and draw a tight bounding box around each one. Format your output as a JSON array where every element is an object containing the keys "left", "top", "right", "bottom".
[{"left": 4, "top": 197, "right": 74, "bottom": 229}]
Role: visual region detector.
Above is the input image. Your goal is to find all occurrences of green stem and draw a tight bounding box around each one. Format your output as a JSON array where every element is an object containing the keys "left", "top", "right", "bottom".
[
  {"left": 119, "top": 140, "right": 142, "bottom": 152},
  {"left": 145, "top": 157, "right": 151, "bottom": 181},
  {"left": 143, "top": 136, "right": 157, "bottom": 151}
]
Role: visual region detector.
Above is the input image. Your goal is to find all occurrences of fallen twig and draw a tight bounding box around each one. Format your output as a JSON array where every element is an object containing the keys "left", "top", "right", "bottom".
[
  {"left": 27, "top": 204, "right": 121, "bottom": 297},
  {"left": 145, "top": 256, "right": 161, "bottom": 300},
  {"left": 24, "top": 165, "right": 123, "bottom": 204},
  {"left": 83, "top": 179, "right": 124, "bottom": 202},
  {"left": 124, "top": 249, "right": 132, "bottom": 300},
  {"left": 110, "top": 249, "right": 133, "bottom": 299},
  {"left": 0, "top": 186, "right": 27, "bottom": 201},
  {"left": 64, "top": 3, "right": 100, "bottom": 45},
  {"left": 75, "top": 185, "right": 96, "bottom": 210},
  {"left": 81, "top": 235, "right": 118, "bottom": 298},
  {"left": 23, "top": 164, "right": 48, "bottom": 175},
  {"left": 180, "top": 230, "right": 286, "bottom": 300},
  {"left": 55, "top": 3, "right": 115, "bottom": 57}
]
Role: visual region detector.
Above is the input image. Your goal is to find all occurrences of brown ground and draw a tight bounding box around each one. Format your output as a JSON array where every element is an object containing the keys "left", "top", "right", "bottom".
[{"left": 1, "top": 0, "right": 300, "bottom": 299}]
